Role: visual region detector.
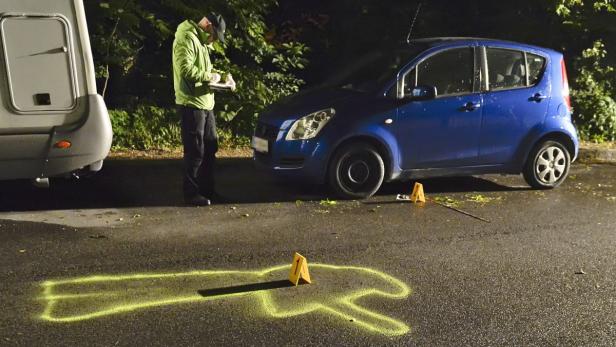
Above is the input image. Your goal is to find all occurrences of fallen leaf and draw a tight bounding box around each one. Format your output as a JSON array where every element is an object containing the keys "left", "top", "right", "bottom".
[
  {"left": 433, "top": 196, "right": 461, "bottom": 207},
  {"left": 466, "top": 194, "right": 502, "bottom": 204},
  {"left": 320, "top": 199, "right": 338, "bottom": 207}
]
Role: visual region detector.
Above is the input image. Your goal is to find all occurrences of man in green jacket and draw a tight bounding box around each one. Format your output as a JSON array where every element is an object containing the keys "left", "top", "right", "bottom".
[{"left": 173, "top": 13, "right": 233, "bottom": 206}]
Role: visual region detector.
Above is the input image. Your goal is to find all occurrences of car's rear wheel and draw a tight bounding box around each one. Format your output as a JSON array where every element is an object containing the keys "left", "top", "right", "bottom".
[
  {"left": 328, "top": 143, "right": 385, "bottom": 199},
  {"left": 523, "top": 140, "right": 571, "bottom": 189}
]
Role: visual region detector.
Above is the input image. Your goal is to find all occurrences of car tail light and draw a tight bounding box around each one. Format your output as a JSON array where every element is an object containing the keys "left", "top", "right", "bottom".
[{"left": 561, "top": 59, "right": 571, "bottom": 112}]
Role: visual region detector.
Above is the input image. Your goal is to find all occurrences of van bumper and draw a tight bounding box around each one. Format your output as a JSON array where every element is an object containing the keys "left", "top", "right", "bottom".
[{"left": 43, "top": 94, "right": 113, "bottom": 177}]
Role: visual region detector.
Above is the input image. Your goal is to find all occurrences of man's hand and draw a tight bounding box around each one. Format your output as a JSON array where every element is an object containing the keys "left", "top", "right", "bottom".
[
  {"left": 226, "top": 74, "right": 237, "bottom": 92},
  {"left": 210, "top": 73, "right": 222, "bottom": 84}
]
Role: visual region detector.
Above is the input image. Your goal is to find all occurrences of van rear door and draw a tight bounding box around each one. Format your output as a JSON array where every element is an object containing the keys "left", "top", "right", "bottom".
[{"left": 1, "top": 14, "right": 77, "bottom": 113}]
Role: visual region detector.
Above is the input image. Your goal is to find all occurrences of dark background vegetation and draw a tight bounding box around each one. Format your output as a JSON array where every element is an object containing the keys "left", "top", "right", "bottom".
[{"left": 85, "top": 0, "right": 616, "bottom": 149}]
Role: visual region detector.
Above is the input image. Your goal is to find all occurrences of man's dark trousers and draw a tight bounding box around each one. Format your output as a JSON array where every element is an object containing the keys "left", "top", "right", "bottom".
[{"left": 178, "top": 105, "right": 218, "bottom": 200}]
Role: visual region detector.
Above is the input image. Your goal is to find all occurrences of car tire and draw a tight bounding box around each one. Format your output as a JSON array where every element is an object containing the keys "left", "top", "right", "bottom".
[
  {"left": 523, "top": 140, "right": 571, "bottom": 189},
  {"left": 328, "top": 143, "right": 385, "bottom": 199}
]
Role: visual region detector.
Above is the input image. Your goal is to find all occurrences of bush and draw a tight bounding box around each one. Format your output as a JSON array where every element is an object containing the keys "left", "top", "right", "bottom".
[
  {"left": 87, "top": 1, "right": 308, "bottom": 144},
  {"left": 109, "top": 106, "right": 181, "bottom": 150},
  {"left": 109, "top": 106, "right": 251, "bottom": 150},
  {"left": 572, "top": 40, "right": 616, "bottom": 142}
]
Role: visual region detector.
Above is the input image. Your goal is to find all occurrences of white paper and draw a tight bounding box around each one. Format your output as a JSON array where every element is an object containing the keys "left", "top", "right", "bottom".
[{"left": 209, "top": 74, "right": 236, "bottom": 91}]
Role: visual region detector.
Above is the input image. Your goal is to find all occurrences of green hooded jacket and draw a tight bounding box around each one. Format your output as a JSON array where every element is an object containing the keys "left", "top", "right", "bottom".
[{"left": 173, "top": 20, "right": 223, "bottom": 110}]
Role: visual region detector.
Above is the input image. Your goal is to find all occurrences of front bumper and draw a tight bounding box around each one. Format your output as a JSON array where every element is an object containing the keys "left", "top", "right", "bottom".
[{"left": 252, "top": 122, "right": 330, "bottom": 184}]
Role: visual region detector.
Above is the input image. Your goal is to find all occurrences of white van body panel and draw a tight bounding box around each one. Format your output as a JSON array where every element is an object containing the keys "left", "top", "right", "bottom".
[{"left": 0, "top": 0, "right": 111, "bottom": 180}]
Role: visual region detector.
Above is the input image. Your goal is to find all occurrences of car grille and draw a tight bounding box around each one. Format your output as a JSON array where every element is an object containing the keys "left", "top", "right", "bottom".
[
  {"left": 254, "top": 122, "right": 279, "bottom": 141},
  {"left": 279, "top": 157, "right": 305, "bottom": 167}
]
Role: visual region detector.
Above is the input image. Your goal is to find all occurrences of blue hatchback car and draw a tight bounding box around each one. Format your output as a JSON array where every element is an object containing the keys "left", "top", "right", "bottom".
[{"left": 253, "top": 37, "right": 579, "bottom": 199}]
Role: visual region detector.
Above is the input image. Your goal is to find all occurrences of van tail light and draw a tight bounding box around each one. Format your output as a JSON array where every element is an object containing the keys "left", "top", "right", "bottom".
[
  {"left": 561, "top": 59, "right": 572, "bottom": 112},
  {"left": 54, "top": 140, "right": 72, "bottom": 149}
]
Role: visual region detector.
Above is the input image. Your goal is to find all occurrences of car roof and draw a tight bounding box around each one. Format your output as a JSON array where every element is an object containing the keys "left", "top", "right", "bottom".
[
  {"left": 409, "top": 37, "right": 560, "bottom": 55},
  {"left": 411, "top": 37, "right": 513, "bottom": 44}
]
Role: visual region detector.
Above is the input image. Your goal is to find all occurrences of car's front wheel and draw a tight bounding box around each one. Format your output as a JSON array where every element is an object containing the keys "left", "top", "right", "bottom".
[
  {"left": 328, "top": 143, "right": 385, "bottom": 199},
  {"left": 523, "top": 140, "right": 571, "bottom": 189}
]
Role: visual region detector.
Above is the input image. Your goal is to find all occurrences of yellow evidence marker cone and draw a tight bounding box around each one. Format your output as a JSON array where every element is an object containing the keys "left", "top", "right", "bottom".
[
  {"left": 410, "top": 182, "right": 426, "bottom": 204},
  {"left": 289, "top": 252, "right": 312, "bottom": 286}
]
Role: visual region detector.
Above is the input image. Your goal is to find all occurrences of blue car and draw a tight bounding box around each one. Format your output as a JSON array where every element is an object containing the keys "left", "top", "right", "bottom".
[{"left": 253, "top": 37, "right": 579, "bottom": 199}]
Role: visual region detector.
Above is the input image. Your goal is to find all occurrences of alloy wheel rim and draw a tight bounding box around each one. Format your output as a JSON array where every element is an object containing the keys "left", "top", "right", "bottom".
[{"left": 535, "top": 146, "right": 567, "bottom": 184}]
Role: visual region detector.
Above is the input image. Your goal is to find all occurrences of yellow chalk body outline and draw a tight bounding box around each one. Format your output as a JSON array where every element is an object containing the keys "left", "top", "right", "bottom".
[{"left": 40, "top": 264, "right": 412, "bottom": 336}]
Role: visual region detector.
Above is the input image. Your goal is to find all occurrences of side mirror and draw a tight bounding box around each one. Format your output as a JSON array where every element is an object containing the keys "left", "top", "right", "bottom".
[{"left": 408, "top": 85, "right": 437, "bottom": 101}]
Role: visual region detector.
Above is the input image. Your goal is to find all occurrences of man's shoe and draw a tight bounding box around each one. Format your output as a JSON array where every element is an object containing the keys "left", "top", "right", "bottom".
[
  {"left": 201, "top": 190, "right": 228, "bottom": 204},
  {"left": 208, "top": 192, "right": 229, "bottom": 204},
  {"left": 185, "top": 195, "right": 211, "bottom": 206}
]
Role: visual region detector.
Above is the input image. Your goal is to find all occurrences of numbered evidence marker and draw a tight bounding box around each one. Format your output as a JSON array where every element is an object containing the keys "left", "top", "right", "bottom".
[
  {"left": 410, "top": 182, "right": 426, "bottom": 204},
  {"left": 288, "top": 252, "right": 312, "bottom": 286}
]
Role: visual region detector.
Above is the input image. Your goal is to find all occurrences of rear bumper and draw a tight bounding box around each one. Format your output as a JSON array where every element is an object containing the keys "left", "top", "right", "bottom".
[
  {"left": 44, "top": 94, "right": 113, "bottom": 177},
  {"left": 0, "top": 95, "right": 112, "bottom": 180}
]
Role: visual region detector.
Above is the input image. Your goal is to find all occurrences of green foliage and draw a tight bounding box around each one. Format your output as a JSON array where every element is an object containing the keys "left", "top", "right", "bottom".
[
  {"left": 571, "top": 41, "right": 616, "bottom": 141},
  {"left": 556, "top": 1, "right": 616, "bottom": 141},
  {"left": 557, "top": 0, "right": 616, "bottom": 18},
  {"left": 109, "top": 106, "right": 253, "bottom": 150},
  {"left": 109, "top": 106, "right": 181, "bottom": 150},
  {"left": 87, "top": 0, "right": 308, "bottom": 146},
  {"left": 86, "top": 1, "right": 173, "bottom": 99}
]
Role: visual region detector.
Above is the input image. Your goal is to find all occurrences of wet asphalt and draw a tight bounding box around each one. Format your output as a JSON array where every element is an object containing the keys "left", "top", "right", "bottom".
[{"left": 0, "top": 158, "right": 615, "bottom": 346}]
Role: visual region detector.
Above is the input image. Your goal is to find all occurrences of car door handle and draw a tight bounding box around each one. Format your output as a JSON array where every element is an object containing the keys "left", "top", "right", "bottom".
[
  {"left": 461, "top": 102, "right": 481, "bottom": 112},
  {"left": 530, "top": 93, "right": 548, "bottom": 102}
]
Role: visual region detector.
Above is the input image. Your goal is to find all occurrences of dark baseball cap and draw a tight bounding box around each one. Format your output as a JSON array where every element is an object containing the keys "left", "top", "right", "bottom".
[{"left": 206, "top": 13, "right": 226, "bottom": 44}]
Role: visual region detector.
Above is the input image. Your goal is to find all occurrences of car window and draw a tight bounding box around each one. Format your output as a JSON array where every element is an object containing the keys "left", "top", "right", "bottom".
[
  {"left": 527, "top": 53, "right": 546, "bottom": 86},
  {"left": 413, "top": 48, "right": 474, "bottom": 97},
  {"left": 402, "top": 68, "right": 417, "bottom": 97},
  {"left": 486, "top": 48, "right": 527, "bottom": 91},
  {"left": 322, "top": 45, "right": 429, "bottom": 93}
]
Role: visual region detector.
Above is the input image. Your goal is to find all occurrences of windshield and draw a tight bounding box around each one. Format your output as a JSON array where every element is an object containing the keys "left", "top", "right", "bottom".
[{"left": 322, "top": 45, "right": 428, "bottom": 93}]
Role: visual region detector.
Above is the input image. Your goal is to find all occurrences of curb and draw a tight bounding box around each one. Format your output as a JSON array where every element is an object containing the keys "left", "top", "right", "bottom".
[
  {"left": 109, "top": 148, "right": 616, "bottom": 164},
  {"left": 578, "top": 147, "right": 616, "bottom": 165}
]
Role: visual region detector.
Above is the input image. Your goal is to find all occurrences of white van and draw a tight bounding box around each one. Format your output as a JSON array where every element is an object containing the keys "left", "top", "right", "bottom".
[{"left": 0, "top": 0, "right": 112, "bottom": 185}]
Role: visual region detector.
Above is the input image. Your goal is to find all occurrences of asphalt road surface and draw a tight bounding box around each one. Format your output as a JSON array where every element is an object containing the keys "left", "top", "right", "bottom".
[{"left": 1, "top": 158, "right": 615, "bottom": 346}]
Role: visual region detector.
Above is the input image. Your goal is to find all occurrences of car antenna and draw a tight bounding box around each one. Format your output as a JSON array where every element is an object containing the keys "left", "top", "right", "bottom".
[{"left": 406, "top": 2, "right": 423, "bottom": 44}]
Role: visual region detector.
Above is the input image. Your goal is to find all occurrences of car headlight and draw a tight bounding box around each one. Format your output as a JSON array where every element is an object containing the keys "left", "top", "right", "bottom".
[{"left": 285, "top": 108, "right": 335, "bottom": 141}]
